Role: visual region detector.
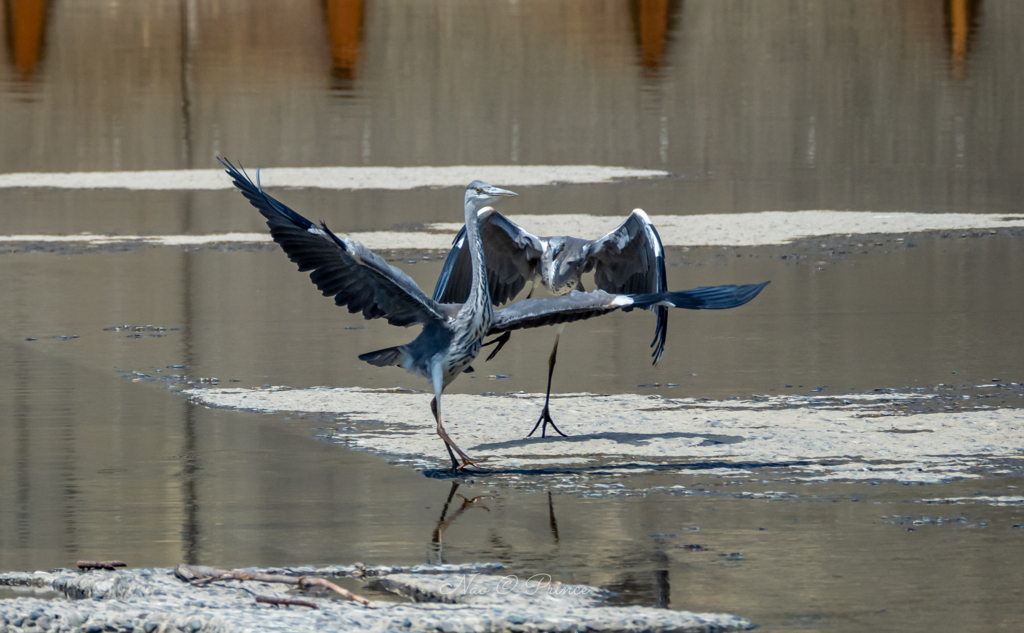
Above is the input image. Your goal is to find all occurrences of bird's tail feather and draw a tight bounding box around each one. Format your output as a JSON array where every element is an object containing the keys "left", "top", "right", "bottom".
[{"left": 358, "top": 346, "right": 405, "bottom": 367}]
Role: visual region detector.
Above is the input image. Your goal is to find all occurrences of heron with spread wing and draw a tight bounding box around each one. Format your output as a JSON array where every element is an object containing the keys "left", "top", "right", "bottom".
[
  {"left": 220, "top": 158, "right": 768, "bottom": 470},
  {"left": 433, "top": 208, "right": 669, "bottom": 438}
]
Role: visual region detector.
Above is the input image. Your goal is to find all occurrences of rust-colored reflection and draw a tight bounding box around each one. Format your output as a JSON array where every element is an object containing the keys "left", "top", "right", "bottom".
[
  {"left": 945, "top": 0, "right": 982, "bottom": 80},
  {"left": 638, "top": 0, "right": 668, "bottom": 69},
  {"left": 325, "top": 0, "right": 364, "bottom": 81},
  {"left": 4, "top": 0, "right": 49, "bottom": 77},
  {"left": 631, "top": 0, "right": 679, "bottom": 71}
]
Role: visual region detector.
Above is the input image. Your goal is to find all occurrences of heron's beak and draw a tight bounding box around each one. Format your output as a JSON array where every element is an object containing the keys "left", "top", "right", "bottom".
[{"left": 485, "top": 186, "right": 517, "bottom": 197}]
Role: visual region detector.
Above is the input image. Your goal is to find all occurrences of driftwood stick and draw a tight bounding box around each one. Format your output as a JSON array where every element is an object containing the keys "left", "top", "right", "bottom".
[
  {"left": 296, "top": 576, "right": 372, "bottom": 607},
  {"left": 255, "top": 595, "right": 319, "bottom": 609},
  {"left": 175, "top": 564, "right": 371, "bottom": 607},
  {"left": 78, "top": 561, "right": 127, "bottom": 571},
  {"left": 174, "top": 564, "right": 229, "bottom": 581}
]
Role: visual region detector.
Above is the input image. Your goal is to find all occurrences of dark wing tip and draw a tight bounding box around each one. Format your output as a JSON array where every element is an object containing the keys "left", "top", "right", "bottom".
[
  {"left": 734, "top": 281, "right": 770, "bottom": 306},
  {"left": 656, "top": 281, "right": 770, "bottom": 310},
  {"left": 217, "top": 156, "right": 245, "bottom": 182},
  {"left": 694, "top": 280, "right": 769, "bottom": 309},
  {"left": 645, "top": 280, "right": 767, "bottom": 363},
  {"left": 650, "top": 305, "right": 667, "bottom": 365}
]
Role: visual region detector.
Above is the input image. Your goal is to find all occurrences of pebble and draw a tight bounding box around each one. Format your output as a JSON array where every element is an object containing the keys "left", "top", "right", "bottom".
[{"left": 64, "top": 613, "right": 84, "bottom": 627}]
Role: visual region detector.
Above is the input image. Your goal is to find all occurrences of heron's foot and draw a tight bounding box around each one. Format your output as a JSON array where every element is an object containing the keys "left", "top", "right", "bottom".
[
  {"left": 455, "top": 456, "right": 490, "bottom": 472},
  {"left": 527, "top": 405, "right": 568, "bottom": 438},
  {"left": 482, "top": 331, "right": 512, "bottom": 362}
]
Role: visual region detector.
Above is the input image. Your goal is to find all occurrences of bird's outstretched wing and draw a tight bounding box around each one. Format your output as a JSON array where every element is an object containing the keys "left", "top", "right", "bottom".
[
  {"left": 488, "top": 282, "right": 769, "bottom": 335},
  {"left": 585, "top": 209, "right": 669, "bottom": 364},
  {"left": 220, "top": 158, "right": 446, "bottom": 327},
  {"left": 433, "top": 209, "right": 545, "bottom": 306}
]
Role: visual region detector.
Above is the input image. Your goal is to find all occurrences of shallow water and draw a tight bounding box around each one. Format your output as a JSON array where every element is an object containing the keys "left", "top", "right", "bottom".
[{"left": 3, "top": 1, "right": 1024, "bottom": 631}]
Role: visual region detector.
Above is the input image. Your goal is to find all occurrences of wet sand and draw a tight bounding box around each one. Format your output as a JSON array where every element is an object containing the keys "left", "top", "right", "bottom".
[{"left": 188, "top": 387, "right": 1024, "bottom": 485}]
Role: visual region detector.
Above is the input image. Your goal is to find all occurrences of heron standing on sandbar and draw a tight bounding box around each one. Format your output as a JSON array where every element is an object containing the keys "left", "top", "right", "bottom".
[
  {"left": 220, "top": 158, "right": 769, "bottom": 470},
  {"left": 433, "top": 208, "right": 668, "bottom": 438}
]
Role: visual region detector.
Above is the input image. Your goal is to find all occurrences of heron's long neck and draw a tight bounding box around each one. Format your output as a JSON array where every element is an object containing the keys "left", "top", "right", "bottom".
[{"left": 464, "top": 202, "right": 492, "bottom": 320}]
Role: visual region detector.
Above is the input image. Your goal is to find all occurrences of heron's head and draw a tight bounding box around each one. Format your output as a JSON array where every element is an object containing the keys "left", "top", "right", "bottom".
[
  {"left": 465, "top": 180, "right": 517, "bottom": 208},
  {"left": 541, "top": 236, "right": 590, "bottom": 295}
]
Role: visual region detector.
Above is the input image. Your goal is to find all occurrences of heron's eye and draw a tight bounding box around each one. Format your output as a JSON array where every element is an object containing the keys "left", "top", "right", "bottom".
[{"left": 475, "top": 187, "right": 482, "bottom": 194}]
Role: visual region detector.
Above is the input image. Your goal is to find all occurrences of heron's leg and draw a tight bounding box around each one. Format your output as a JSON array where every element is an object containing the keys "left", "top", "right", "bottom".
[
  {"left": 431, "top": 397, "right": 459, "bottom": 469},
  {"left": 528, "top": 323, "right": 569, "bottom": 438},
  {"left": 481, "top": 331, "right": 511, "bottom": 361},
  {"left": 431, "top": 365, "right": 489, "bottom": 470}
]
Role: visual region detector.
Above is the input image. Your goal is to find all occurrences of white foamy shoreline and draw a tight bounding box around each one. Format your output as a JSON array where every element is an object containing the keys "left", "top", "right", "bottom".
[
  {"left": 4, "top": 210, "right": 1023, "bottom": 250},
  {"left": 0, "top": 165, "right": 666, "bottom": 190}
]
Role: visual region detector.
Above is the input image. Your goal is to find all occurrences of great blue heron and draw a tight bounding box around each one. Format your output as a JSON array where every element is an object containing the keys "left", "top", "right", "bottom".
[
  {"left": 433, "top": 208, "right": 667, "bottom": 437},
  {"left": 220, "top": 159, "right": 768, "bottom": 470}
]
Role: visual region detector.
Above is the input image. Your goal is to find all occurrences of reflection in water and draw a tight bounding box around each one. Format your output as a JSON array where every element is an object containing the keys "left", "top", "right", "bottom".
[
  {"left": 180, "top": 403, "right": 200, "bottom": 565},
  {"left": 428, "top": 487, "right": 565, "bottom": 567},
  {"left": 653, "top": 549, "right": 670, "bottom": 609},
  {"left": 599, "top": 534, "right": 674, "bottom": 609},
  {"left": 58, "top": 389, "right": 78, "bottom": 562},
  {"left": 429, "top": 483, "right": 491, "bottom": 565},
  {"left": 630, "top": 0, "right": 678, "bottom": 71},
  {"left": 1, "top": 1, "right": 1019, "bottom": 213},
  {"left": 179, "top": 0, "right": 196, "bottom": 169},
  {"left": 13, "top": 346, "right": 30, "bottom": 549},
  {"left": 3, "top": 0, "right": 48, "bottom": 79},
  {"left": 324, "top": 0, "right": 364, "bottom": 84},
  {"left": 655, "top": 567, "right": 670, "bottom": 608},
  {"left": 945, "top": 0, "right": 983, "bottom": 80},
  {"left": 547, "top": 491, "right": 559, "bottom": 545},
  {"left": 180, "top": 190, "right": 199, "bottom": 564}
]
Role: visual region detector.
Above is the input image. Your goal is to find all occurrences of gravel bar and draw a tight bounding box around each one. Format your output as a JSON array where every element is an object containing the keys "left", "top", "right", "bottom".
[{"left": 0, "top": 564, "right": 749, "bottom": 633}]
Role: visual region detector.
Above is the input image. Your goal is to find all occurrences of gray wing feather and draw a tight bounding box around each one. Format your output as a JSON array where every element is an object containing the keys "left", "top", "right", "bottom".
[
  {"left": 433, "top": 209, "right": 544, "bottom": 306},
  {"left": 587, "top": 209, "right": 664, "bottom": 295},
  {"left": 586, "top": 210, "right": 669, "bottom": 363},
  {"left": 488, "top": 290, "right": 625, "bottom": 334},
  {"left": 488, "top": 282, "right": 768, "bottom": 336},
  {"left": 220, "top": 158, "right": 445, "bottom": 327}
]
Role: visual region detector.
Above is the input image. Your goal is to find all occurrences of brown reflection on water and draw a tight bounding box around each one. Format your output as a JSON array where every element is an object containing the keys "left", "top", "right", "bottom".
[
  {"left": 325, "top": 0, "right": 364, "bottom": 83},
  {"left": 3, "top": 0, "right": 48, "bottom": 79},
  {"left": 631, "top": 0, "right": 676, "bottom": 71},
  {"left": 945, "top": 0, "right": 983, "bottom": 80},
  {"left": 2, "top": 1, "right": 1021, "bottom": 214}
]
